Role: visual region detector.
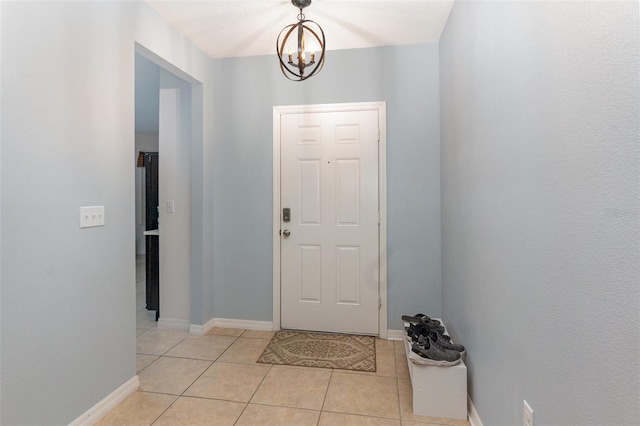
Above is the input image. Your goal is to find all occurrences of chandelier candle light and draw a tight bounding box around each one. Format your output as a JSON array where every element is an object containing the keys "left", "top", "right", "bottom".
[{"left": 277, "top": 0, "right": 326, "bottom": 81}]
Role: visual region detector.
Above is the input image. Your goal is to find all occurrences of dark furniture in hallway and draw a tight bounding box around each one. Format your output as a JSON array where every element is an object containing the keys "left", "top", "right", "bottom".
[{"left": 144, "top": 152, "right": 159, "bottom": 320}]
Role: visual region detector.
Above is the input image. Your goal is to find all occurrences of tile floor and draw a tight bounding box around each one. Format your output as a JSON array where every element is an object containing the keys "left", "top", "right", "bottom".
[{"left": 98, "top": 257, "right": 469, "bottom": 426}]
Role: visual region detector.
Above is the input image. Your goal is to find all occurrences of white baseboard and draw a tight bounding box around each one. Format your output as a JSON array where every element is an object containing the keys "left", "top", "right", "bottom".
[
  {"left": 468, "top": 394, "right": 483, "bottom": 426},
  {"left": 189, "top": 317, "right": 216, "bottom": 336},
  {"left": 69, "top": 375, "right": 139, "bottom": 426},
  {"left": 190, "top": 317, "right": 274, "bottom": 335},
  {"left": 386, "top": 328, "right": 406, "bottom": 341},
  {"left": 157, "top": 317, "right": 190, "bottom": 331},
  {"left": 213, "top": 318, "right": 274, "bottom": 331}
]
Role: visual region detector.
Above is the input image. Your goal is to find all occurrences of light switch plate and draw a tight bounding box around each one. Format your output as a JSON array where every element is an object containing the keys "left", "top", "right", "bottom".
[
  {"left": 166, "top": 200, "right": 175, "bottom": 213},
  {"left": 80, "top": 206, "right": 105, "bottom": 228}
]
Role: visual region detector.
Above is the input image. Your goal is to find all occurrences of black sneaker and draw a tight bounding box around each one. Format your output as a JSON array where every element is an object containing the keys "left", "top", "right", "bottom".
[
  {"left": 426, "top": 331, "right": 465, "bottom": 356},
  {"left": 408, "top": 336, "right": 461, "bottom": 366},
  {"left": 406, "top": 323, "right": 445, "bottom": 342}
]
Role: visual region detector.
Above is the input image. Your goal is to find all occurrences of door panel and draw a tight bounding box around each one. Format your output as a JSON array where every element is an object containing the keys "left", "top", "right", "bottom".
[
  {"left": 280, "top": 109, "right": 379, "bottom": 335},
  {"left": 299, "top": 244, "right": 322, "bottom": 302},
  {"left": 336, "top": 246, "right": 360, "bottom": 304},
  {"left": 336, "top": 159, "right": 360, "bottom": 225},
  {"left": 299, "top": 160, "right": 321, "bottom": 224}
]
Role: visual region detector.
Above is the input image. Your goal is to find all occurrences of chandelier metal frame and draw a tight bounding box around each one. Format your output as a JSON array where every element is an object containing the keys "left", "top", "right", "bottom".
[{"left": 276, "top": 0, "right": 326, "bottom": 81}]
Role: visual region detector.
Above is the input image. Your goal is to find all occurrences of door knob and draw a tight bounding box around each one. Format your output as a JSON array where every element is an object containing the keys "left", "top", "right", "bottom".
[{"left": 282, "top": 229, "right": 291, "bottom": 237}]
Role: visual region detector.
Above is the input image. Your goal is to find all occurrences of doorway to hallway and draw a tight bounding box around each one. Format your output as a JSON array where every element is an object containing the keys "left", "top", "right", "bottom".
[
  {"left": 134, "top": 43, "right": 202, "bottom": 332},
  {"left": 135, "top": 53, "right": 160, "bottom": 328}
]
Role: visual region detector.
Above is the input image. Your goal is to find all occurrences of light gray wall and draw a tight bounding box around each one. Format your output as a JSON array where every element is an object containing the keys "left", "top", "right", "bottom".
[
  {"left": 135, "top": 54, "right": 160, "bottom": 135},
  {"left": 0, "top": 1, "right": 215, "bottom": 423},
  {"left": 158, "top": 70, "right": 192, "bottom": 326},
  {"left": 440, "top": 1, "right": 640, "bottom": 425},
  {"left": 212, "top": 44, "right": 442, "bottom": 328}
]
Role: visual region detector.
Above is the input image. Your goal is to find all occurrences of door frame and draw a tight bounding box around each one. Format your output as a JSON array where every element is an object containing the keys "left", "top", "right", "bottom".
[{"left": 272, "top": 101, "right": 388, "bottom": 338}]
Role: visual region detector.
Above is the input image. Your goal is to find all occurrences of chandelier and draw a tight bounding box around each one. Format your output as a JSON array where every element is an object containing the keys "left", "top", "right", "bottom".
[{"left": 276, "top": 0, "right": 326, "bottom": 81}]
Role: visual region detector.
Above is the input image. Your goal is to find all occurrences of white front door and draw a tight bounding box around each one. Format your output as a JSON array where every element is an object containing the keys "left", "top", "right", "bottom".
[{"left": 279, "top": 108, "right": 380, "bottom": 335}]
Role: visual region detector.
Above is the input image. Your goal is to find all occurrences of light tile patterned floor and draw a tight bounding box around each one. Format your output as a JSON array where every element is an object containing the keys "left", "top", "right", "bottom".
[{"left": 97, "top": 257, "right": 470, "bottom": 426}]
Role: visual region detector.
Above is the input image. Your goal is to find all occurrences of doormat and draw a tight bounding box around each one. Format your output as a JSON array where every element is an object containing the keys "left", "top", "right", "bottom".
[{"left": 257, "top": 330, "right": 376, "bottom": 372}]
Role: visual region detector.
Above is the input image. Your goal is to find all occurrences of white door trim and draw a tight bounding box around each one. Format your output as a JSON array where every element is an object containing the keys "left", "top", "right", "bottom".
[{"left": 272, "top": 101, "right": 387, "bottom": 338}]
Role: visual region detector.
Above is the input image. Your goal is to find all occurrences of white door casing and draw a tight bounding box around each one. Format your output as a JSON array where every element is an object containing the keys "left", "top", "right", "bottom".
[{"left": 273, "top": 102, "right": 387, "bottom": 336}]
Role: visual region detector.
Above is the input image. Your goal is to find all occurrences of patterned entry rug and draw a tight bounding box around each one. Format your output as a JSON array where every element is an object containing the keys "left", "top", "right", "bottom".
[{"left": 257, "top": 330, "right": 376, "bottom": 372}]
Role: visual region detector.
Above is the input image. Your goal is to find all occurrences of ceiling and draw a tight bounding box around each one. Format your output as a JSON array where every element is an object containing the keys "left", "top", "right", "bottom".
[
  {"left": 136, "top": 1, "right": 455, "bottom": 134},
  {"left": 144, "top": 0, "right": 455, "bottom": 59}
]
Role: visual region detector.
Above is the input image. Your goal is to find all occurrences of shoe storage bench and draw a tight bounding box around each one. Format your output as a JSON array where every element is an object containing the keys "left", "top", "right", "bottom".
[{"left": 402, "top": 320, "right": 468, "bottom": 420}]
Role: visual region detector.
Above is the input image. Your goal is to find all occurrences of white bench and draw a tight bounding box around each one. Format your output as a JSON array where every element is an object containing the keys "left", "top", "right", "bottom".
[{"left": 402, "top": 320, "right": 468, "bottom": 420}]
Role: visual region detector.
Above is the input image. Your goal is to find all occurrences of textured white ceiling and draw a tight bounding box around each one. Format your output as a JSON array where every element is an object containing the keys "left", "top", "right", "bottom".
[{"left": 145, "top": 0, "right": 455, "bottom": 59}]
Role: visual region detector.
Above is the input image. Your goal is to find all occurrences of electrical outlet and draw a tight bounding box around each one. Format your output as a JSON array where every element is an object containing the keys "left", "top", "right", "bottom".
[
  {"left": 80, "top": 206, "right": 105, "bottom": 228},
  {"left": 523, "top": 400, "right": 534, "bottom": 426}
]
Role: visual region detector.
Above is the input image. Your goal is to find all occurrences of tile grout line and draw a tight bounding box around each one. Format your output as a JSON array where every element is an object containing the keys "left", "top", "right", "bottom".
[
  {"left": 179, "top": 358, "right": 215, "bottom": 396},
  {"left": 135, "top": 330, "right": 191, "bottom": 375},
  {"left": 145, "top": 354, "right": 214, "bottom": 424},
  {"left": 394, "top": 341, "right": 404, "bottom": 423},
  {"left": 138, "top": 332, "right": 235, "bottom": 425},
  {"left": 148, "top": 393, "right": 179, "bottom": 426},
  {"left": 316, "top": 367, "right": 334, "bottom": 424},
  {"left": 134, "top": 354, "right": 161, "bottom": 375},
  {"left": 174, "top": 332, "right": 242, "bottom": 400},
  {"left": 232, "top": 362, "right": 274, "bottom": 425}
]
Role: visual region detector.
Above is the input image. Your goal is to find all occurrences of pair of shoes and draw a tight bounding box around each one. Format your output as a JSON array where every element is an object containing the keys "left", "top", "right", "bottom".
[
  {"left": 401, "top": 313, "right": 441, "bottom": 328},
  {"left": 406, "top": 322, "right": 445, "bottom": 343},
  {"left": 403, "top": 313, "right": 445, "bottom": 342},
  {"left": 408, "top": 335, "right": 461, "bottom": 366},
  {"left": 402, "top": 313, "right": 466, "bottom": 365},
  {"left": 420, "top": 330, "right": 465, "bottom": 356}
]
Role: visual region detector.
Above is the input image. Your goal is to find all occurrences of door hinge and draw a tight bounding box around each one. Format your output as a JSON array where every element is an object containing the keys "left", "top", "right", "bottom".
[
  {"left": 378, "top": 211, "right": 381, "bottom": 224},
  {"left": 378, "top": 295, "right": 382, "bottom": 308},
  {"left": 377, "top": 128, "right": 380, "bottom": 142}
]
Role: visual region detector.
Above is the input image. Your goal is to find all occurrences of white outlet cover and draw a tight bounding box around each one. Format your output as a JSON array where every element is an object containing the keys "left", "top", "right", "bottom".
[
  {"left": 523, "top": 400, "right": 534, "bottom": 426},
  {"left": 80, "top": 206, "right": 105, "bottom": 228}
]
